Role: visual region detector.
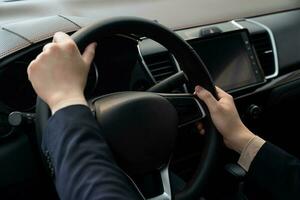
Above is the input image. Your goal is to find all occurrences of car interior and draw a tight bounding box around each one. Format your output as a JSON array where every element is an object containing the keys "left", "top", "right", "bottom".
[{"left": 0, "top": 0, "right": 300, "bottom": 199}]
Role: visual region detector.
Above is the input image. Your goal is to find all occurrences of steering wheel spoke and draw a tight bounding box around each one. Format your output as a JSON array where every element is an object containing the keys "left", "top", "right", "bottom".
[
  {"left": 160, "top": 94, "right": 206, "bottom": 128},
  {"left": 148, "top": 165, "right": 172, "bottom": 200}
]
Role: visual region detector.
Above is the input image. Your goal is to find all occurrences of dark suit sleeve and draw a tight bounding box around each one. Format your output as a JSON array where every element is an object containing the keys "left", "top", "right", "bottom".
[
  {"left": 247, "top": 142, "right": 300, "bottom": 200},
  {"left": 41, "top": 105, "right": 143, "bottom": 200}
]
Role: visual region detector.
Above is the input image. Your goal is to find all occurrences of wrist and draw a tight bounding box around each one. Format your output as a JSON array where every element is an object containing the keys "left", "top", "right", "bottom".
[
  {"left": 224, "top": 125, "right": 255, "bottom": 154},
  {"left": 47, "top": 93, "right": 88, "bottom": 114}
]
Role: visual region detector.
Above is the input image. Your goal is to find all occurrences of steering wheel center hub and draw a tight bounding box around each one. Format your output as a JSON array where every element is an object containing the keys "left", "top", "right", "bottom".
[{"left": 93, "top": 92, "right": 178, "bottom": 175}]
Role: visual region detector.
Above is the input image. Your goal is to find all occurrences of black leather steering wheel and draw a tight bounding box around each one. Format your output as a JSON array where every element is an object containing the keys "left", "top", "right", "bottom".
[{"left": 36, "top": 17, "right": 220, "bottom": 200}]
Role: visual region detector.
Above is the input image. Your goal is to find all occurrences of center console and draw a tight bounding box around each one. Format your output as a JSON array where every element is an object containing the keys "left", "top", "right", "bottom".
[{"left": 188, "top": 29, "right": 266, "bottom": 92}]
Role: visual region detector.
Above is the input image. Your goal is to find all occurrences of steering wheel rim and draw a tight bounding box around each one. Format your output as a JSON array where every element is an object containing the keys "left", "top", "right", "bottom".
[{"left": 36, "top": 17, "right": 220, "bottom": 200}]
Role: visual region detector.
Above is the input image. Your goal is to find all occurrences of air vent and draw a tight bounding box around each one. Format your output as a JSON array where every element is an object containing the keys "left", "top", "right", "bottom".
[
  {"left": 250, "top": 31, "right": 275, "bottom": 77},
  {"left": 143, "top": 52, "right": 178, "bottom": 82}
]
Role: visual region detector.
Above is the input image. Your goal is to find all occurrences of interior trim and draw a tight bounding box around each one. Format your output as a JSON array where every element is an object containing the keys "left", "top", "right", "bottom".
[
  {"left": 232, "top": 19, "right": 279, "bottom": 79},
  {"left": 137, "top": 43, "right": 157, "bottom": 84},
  {"left": 246, "top": 19, "right": 279, "bottom": 79},
  {"left": 2, "top": 27, "right": 33, "bottom": 44},
  {"left": 58, "top": 15, "right": 82, "bottom": 28},
  {"left": 170, "top": 55, "right": 188, "bottom": 92},
  {"left": 230, "top": 20, "right": 244, "bottom": 29}
]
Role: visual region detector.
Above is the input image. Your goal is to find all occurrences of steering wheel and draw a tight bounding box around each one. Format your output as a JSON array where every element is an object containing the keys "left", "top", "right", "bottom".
[{"left": 36, "top": 17, "right": 220, "bottom": 200}]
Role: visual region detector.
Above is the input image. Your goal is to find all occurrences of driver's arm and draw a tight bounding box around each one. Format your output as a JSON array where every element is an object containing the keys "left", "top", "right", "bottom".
[
  {"left": 195, "top": 85, "right": 300, "bottom": 199},
  {"left": 28, "top": 32, "right": 143, "bottom": 200},
  {"left": 194, "top": 86, "right": 265, "bottom": 169}
]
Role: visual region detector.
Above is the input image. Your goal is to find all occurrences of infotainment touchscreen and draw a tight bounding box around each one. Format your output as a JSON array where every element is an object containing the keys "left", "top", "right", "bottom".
[{"left": 189, "top": 30, "right": 265, "bottom": 92}]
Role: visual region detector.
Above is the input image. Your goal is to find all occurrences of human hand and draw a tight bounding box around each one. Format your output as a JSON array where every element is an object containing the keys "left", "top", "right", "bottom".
[
  {"left": 195, "top": 86, "right": 255, "bottom": 153},
  {"left": 27, "top": 32, "right": 97, "bottom": 113}
]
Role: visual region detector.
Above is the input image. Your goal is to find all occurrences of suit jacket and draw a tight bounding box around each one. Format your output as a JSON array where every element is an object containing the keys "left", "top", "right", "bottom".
[
  {"left": 247, "top": 142, "right": 300, "bottom": 200},
  {"left": 42, "top": 105, "right": 143, "bottom": 200}
]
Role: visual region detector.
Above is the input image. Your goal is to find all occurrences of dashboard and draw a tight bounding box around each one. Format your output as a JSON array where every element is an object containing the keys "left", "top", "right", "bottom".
[
  {"left": 1, "top": 8, "right": 300, "bottom": 141},
  {"left": 0, "top": 10, "right": 299, "bottom": 136},
  {"left": 0, "top": 25, "right": 264, "bottom": 104}
]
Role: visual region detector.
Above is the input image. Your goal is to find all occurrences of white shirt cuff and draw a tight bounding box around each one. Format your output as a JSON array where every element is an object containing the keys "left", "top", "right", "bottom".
[{"left": 238, "top": 135, "right": 266, "bottom": 171}]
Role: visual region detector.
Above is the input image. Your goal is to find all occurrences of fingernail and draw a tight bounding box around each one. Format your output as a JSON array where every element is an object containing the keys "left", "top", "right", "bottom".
[
  {"left": 195, "top": 85, "right": 201, "bottom": 93},
  {"left": 200, "top": 129, "right": 205, "bottom": 135}
]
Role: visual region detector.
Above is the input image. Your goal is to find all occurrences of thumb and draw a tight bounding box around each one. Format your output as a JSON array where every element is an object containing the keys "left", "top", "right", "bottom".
[
  {"left": 82, "top": 42, "right": 97, "bottom": 66},
  {"left": 195, "top": 85, "right": 218, "bottom": 111}
]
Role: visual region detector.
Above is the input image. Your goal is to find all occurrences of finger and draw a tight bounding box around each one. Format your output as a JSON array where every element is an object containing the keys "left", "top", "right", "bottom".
[
  {"left": 82, "top": 42, "right": 97, "bottom": 66},
  {"left": 35, "top": 52, "right": 45, "bottom": 61},
  {"left": 195, "top": 85, "right": 218, "bottom": 110},
  {"left": 215, "top": 86, "right": 229, "bottom": 98},
  {"left": 196, "top": 122, "right": 204, "bottom": 130},
  {"left": 200, "top": 129, "right": 205, "bottom": 135},
  {"left": 195, "top": 122, "right": 205, "bottom": 135},
  {"left": 43, "top": 43, "right": 54, "bottom": 52},
  {"left": 53, "top": 32, "right": 73, "bottom": 43},
  {"left": 27, "top": 60, "right": 35, "bottom": 80}
]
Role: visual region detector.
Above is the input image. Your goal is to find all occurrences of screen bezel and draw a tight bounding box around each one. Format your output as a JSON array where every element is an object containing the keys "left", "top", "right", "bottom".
[{"left": 188, "top": 29, "right": 266, "bottom": 93}]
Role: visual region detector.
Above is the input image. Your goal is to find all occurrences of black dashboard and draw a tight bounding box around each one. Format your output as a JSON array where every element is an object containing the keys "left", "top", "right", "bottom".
[
  {"left": 0, "top": 9, "right": 298, "bottom": 136},
  {"left": 1, "top": 9, "right": 300, "bottom": 146},
  {"left": 0, "top": 28, "right": 268, "bottom": 111}
]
